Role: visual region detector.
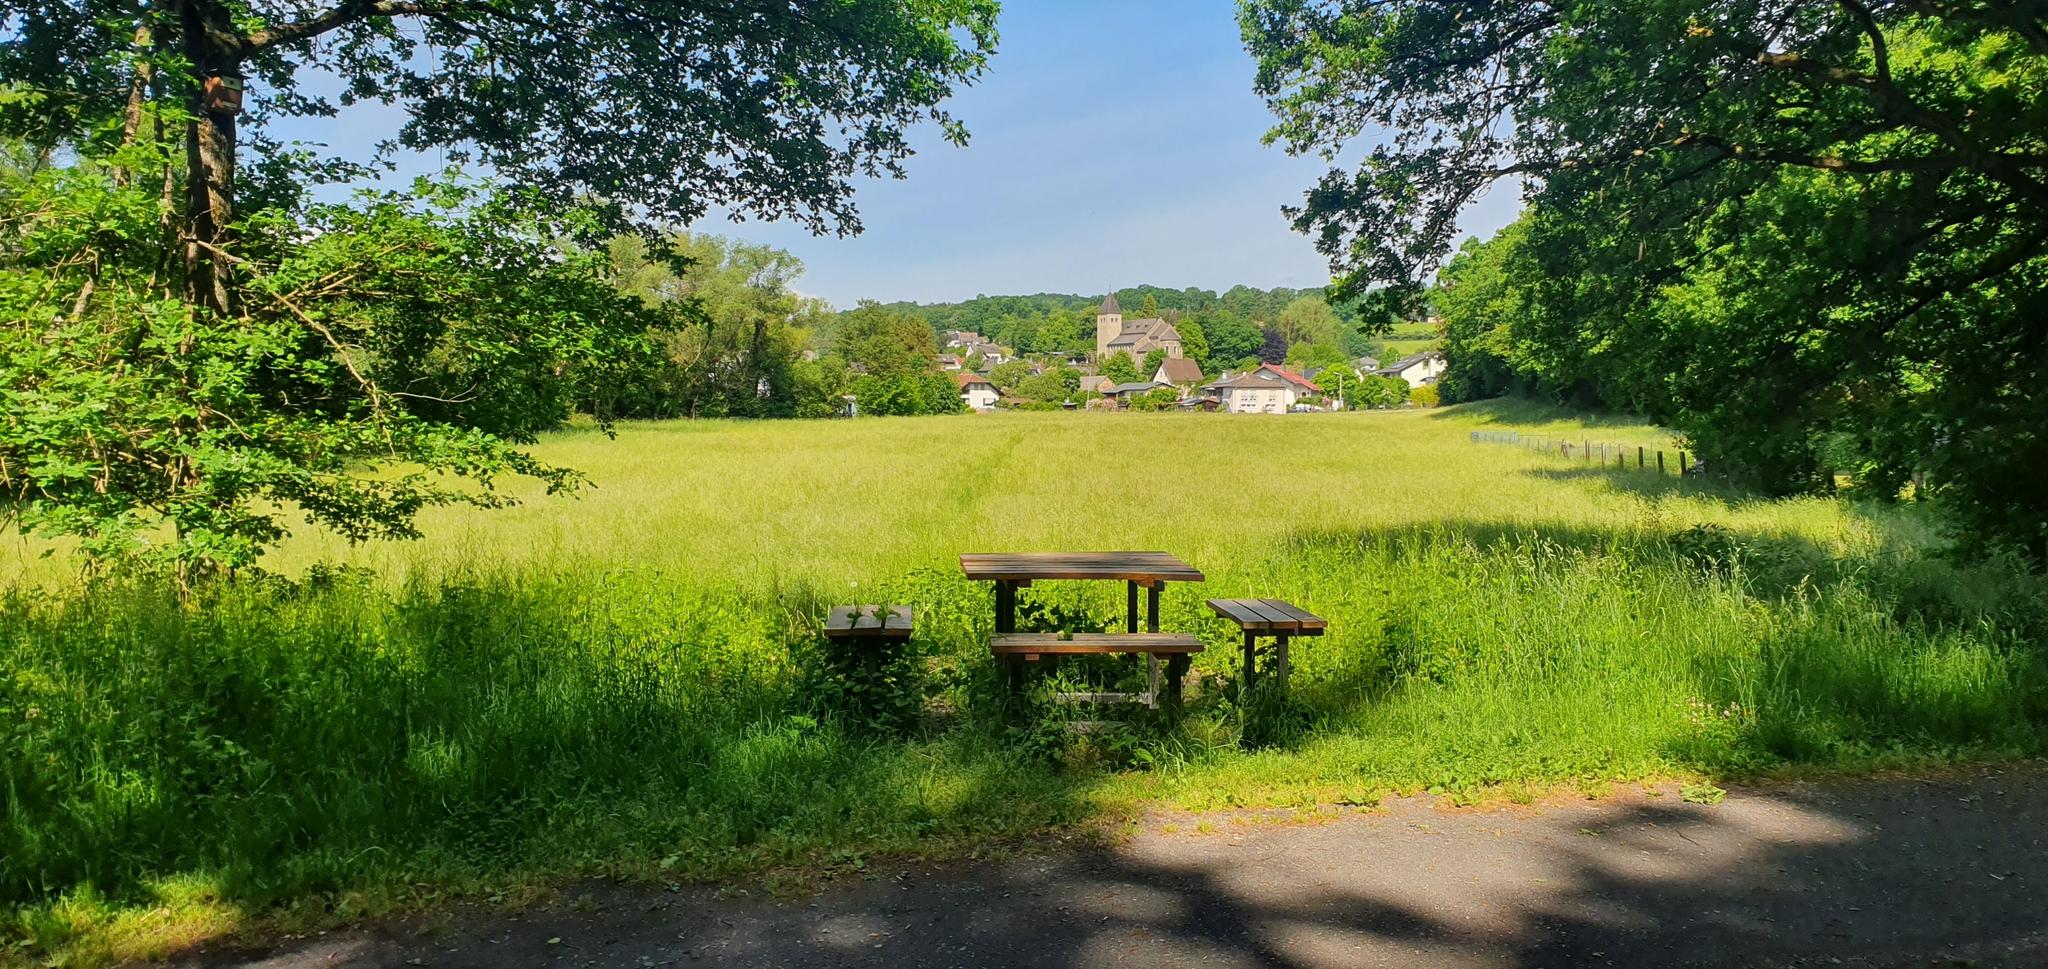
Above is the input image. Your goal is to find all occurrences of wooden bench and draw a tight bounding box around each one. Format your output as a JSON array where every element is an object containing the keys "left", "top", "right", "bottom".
[
  {"left": 824, "top": 604, "right": 914, "bottom": 641},
  {"left": 1206, "top": 598, "right": 1325, "bottom": 691},
  {"left": 991, "top": 632, "right": 1202, "bottom": 708}
]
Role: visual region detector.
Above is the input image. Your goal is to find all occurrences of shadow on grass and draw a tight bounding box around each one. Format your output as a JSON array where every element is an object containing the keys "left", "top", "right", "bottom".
[{"left": 1428, "top": 396, "right": 1669, "bottom": 432}]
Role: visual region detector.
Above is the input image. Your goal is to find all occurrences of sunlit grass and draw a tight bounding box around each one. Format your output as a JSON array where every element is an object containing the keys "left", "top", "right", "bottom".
[{"left": 4, "top": 402, "right": 2043, "bottom": 966}]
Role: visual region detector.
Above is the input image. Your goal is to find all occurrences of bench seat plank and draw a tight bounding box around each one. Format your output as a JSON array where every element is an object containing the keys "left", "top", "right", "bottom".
[
  {"left": 1261, "top": 599, "right": 1326, "bottom": 633},
  {"left": 991, "top": 633, "right": 1203, "bottom": 656},
  {"left": 824, "top": 604, "right": 914, "bottom": 640}
]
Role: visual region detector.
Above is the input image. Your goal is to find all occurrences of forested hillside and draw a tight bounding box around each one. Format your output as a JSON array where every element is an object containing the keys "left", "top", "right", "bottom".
[{"left": 853, "top": 283, "right": 1397, "bottom": 366}]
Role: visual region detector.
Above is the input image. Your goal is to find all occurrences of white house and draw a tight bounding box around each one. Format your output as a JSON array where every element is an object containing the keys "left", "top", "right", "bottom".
[
  {"left": 1373, "top": 350, "right": 1447, "bottom": 388},
  {"left": 954, "top": 372, "right": 999, "bottom": 411},
  {"left": 1201, "top": 364, "right": 1321, "bottom": 414}
]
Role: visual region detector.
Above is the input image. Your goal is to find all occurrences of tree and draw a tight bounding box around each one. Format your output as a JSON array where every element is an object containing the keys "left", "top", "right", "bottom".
[
  {"left": 1175, "top": 317, "right": 1212, "bottom": 370},
  {"left": 1257, "top": 327, "right": 1289, "bottom": 365},
  {"left": 1317, "top": 365, "right": 1361, "bottom": 406},
  {"left": 1354, "top": 375, "right": 1410, "bottom": 410},
  {"left": 604, "top": 232, "right": 826, "bottom": 419},
  {"left": 987, "top": 360, "right": 1032, "bottom": 392},
  {"left": 1200, "top": 310, "right": 1263, "bottom": 364},
  {"left": 1099, "top": 351, "right": 1142, "bottom": 385},
  {"left": 1141, "top": 348, "right": 1167, "bottom": 377},
  {"left": 834, "top": 302, "right": 941, "bottom": 379},
  {"left": 1243, "top": 0, "right": 2048, "bottom": 560},
  {"left": 1, "top": 167, "right": 663, "bottom": 580},
  {"left": 0, "top": 2, "right": 995, "bottom": 575},
  {"left": 1138, "top": 292, "right": 1162, "bottom": 318},
  {"left": 1274, "top": 295, "right": 1340, "bottom": 349},
  {"left": 3, "top": 0, "right": 997, "bottom": 314}
]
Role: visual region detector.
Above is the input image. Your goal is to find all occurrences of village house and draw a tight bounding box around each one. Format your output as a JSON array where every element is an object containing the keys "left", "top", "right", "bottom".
[
  {"left": 1153, "top": 356, "right": 1204, "bottom": 389},
  {"left": 1201, "top": 364, "right": 1321, "bottom": 414},
  {"left": 954, "top": 372, "right": 998, "bottom": 411},
  {"left": 1095, "top": 293, "right": 1183, "bottom": 362},
  {"left": 1106, "top": 381, "right": 1168, "bottom": 406},
  {"left": 1373, "top": 350, "right": 1447, "bottom": 388}
]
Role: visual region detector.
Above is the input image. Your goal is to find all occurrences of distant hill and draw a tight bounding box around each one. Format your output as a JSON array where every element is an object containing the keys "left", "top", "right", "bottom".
[{"left": 858, "top": 284, "right": 1352, "bottom": 334}]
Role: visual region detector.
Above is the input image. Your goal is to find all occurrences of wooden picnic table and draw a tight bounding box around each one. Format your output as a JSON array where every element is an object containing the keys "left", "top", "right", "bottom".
[
  {"left": 960, "top": 552, "right": 1208, "bottom": 707},
  {"left": 959, "top": 551, "right": 1206, "bottom": 635}
]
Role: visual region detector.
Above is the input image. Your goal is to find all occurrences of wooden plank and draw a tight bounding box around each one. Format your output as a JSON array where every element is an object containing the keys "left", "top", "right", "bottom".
[
  {"left": 1206, "top": 598, "right": 1295, "bottom": 632},
  {"left": 823, "top": 604, "right": 914, "bottom": 640},
  {"left": 1258, "top": 599, "right": 1326, "bottom": 634},
  {"left": 960, "top": 551, "right": 1205, "bottom": 583},
  {"left": 990, "top": 633, "right": 1204, "bottom": 656}
]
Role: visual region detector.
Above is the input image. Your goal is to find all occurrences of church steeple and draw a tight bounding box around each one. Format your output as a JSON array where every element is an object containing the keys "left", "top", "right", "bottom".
[{"left": 1095, "top": 292, "right": 1123, "bottom": 360}]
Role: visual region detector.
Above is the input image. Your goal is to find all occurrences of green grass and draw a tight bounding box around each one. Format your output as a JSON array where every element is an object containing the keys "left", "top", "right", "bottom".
[{"left": 5, "top": 403, "right": 2045, "bottom": 965}]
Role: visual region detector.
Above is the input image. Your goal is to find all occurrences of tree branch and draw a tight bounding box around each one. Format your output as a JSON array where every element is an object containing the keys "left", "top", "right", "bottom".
[{"left": 245, "top": 0, "right": 548, "bottom": 53}]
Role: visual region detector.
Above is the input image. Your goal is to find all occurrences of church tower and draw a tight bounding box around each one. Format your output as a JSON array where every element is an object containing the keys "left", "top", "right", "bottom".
[{"left": 1095, "top": 292, "right": 1122, "bottom": 360}]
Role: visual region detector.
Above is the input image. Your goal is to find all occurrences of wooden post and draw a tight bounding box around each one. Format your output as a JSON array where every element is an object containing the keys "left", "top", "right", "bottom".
[
  {"left": 1680, "top": 452, "right": 1689, "bottom": 475},
  {"left": 1146, "top": 583, "right": 1161, "bottom": 633},
  {"left": 1242, "top": 630, "right": 1258, "bottom": 690},
  {"left": 1126, "top": 581, "right": 1140, "bottom": 633},
  {"left": 1164, "top": 654, "right": 1190, "bottom": 709},
  {"left": 1274, "top": 634, "right": 1291, "bottom": 693},
  {"left": 1658, "top": 451, "right": 1666, "bottom": 474},
  {"left": 1638, "top": 446, "right": 1645, "bottom": 468},
  {"left": 1583, "top": 439, "right": 1591, "bottom": 462},
  {"left": 995, "top": 582, "right": 1015, "bottom": 633}
]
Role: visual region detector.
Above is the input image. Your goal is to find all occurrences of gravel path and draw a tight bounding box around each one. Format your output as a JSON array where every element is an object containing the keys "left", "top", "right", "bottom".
[{"left": 179, "top": 764, "right": 2048, "bottom": 969}]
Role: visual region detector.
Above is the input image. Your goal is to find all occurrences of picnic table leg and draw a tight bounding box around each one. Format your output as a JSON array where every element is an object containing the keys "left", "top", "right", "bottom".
[
  {"left": 995, "top": 581, "right": 1016, "bottom": 634},
  {"left": 1146, "top": 583, "right": 1161, "bottom": 632},
  {"left": 1164, "top": 654, "right": 1190, "bottom": 710},
  {"left": 1126, "top": 581, "right": 1139, "bottom": 633},
  {"left": 1242, "top": 630, "right": 1258, "bottom": 691},
  {"left": 1274, "top": 634, "right": 1291, "bottom": 693}
]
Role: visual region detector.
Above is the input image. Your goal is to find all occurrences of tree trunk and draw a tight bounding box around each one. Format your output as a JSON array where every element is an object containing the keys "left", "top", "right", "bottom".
[
  {"left": 176, "top": 0, "right": 242, "bottom": 315},
  {"left": 113, "top": 21, "right": 156, "bottom": 186}
]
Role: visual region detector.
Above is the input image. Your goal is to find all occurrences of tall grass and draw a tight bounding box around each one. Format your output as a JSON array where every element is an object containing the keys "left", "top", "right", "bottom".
[{"left": 3, "top": 404, "right": 2043, "bottom": 964}]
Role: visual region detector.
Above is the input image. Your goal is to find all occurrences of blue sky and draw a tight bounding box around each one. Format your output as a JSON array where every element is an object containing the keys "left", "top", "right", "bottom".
[{"left": 272, "top": 0, "right": 1521, "bottom": 309}]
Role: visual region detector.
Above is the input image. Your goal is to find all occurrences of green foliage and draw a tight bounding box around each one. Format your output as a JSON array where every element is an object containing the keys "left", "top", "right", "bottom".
[
  {"left": 1129, "top": 387, "right": 1183, "bottom": 411},
  {"left": 1409, "top": 384, "right": 1440, "bottom": 408},
  {"left": 0, "top": 164, "right": 661, "bottom": 578},
  {"left": 849, "top": 372, "right": 964, "bottom": 417},
  {"left": 801, "top": 615, "right": 927, "bottom": 735},
  {"left": 1174, "top": 316, "right": 1212, "bottom": 370},
  {"left": 1353, "top": 376, "right": 1411, "bottom": 410},
  {"left": 1142, "top": 348, "right": 1167, "bottom": 376},
  {"left": 1099, "top": 351, "right": 1141, "bottom": 385},
  {"left": 1247, "top": 0, "right": 2048, "bottom": 561},
  {"left": 1, "top": 0, "right": 999, "bottom": 237},
  {"left": 986, "top": 360, "right": 1032, "bottom": 391},
  {"left": 1200, "top": 310, "right": 1264, "bottom": 364},
  {"left": 600, "top": 232, "right": 832, "bottom": 419}
]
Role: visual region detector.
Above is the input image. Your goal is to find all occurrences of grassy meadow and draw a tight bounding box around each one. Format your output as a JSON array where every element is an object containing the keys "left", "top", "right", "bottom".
[{"left": 5, "top": 402, "right": 2046, "bottom": 964}]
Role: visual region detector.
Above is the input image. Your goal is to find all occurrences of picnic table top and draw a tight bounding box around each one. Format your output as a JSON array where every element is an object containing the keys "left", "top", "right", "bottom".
[{"left": 959, "top": 551, "right": 1205, "bottom": 583}]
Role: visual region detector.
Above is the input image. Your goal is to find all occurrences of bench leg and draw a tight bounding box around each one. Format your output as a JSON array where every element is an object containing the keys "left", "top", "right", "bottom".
[
  {"left": 1146, "top": 654, "right": 1161, "bottom": 709},
  {"left": 1146, "top": 583, "right": 1161, "bottom": 633},
  {"left": 1126, "top": 581, "right": 1140, "bottom": 633}
]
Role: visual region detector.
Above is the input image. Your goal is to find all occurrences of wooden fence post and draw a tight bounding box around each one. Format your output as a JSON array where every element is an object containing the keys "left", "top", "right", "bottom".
[
  {"left": 1637, "top": 446, "right": 1645, "bottom": 468},
  {"left": 1658, "top": 451, "right": 1665, "bottom": 474},
  {"left": 1679, "top": 452, "right": 1689, "bottom": 475}
]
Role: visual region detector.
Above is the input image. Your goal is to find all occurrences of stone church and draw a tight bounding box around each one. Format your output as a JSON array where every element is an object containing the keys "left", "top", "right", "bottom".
[{"left": 1095, "top": 293, "right": 1183, "bottom": 362}]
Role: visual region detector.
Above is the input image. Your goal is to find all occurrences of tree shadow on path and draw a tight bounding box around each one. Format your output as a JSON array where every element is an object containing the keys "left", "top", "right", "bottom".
[{"left": 187, "top": 764, "right": 2048, "bottom": 969}]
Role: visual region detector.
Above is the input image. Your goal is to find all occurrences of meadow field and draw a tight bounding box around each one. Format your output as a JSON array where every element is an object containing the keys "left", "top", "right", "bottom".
[{"left": 5, "top": 403, "right": 2046, "bottom": 964}]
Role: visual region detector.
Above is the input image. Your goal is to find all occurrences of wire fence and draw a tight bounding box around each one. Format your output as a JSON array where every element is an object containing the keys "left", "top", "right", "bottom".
[{"left": 1470, "top": 430, "right": 1696, "bottom": 476}]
